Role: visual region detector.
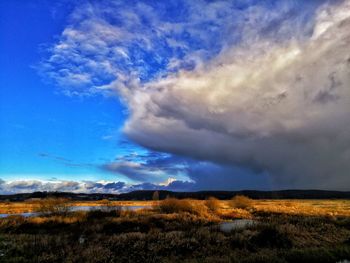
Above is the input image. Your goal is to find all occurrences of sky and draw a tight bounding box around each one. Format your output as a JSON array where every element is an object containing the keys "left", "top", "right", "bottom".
[{"left": 0, "top": 0, "right": 349, "bottom": 194}]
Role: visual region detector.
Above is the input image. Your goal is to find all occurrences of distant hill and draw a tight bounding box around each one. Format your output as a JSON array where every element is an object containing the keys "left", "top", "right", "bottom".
[{"left": 0, "top": 189, "right": 350, "bottom": 201}]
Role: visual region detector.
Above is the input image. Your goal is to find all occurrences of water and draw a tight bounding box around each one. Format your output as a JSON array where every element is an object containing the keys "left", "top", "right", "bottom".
[
  {"left": 219, "top": 219, "right": 256, "bottom": 232},
  {"left": 0, "top": 212, "right": 37, "bottom": 218},
  {"left": 69, "top": 205, "right": 148, "bottom": 212},
  {"left": 0, "top": 205, "right": 150, "bottom": 218}
]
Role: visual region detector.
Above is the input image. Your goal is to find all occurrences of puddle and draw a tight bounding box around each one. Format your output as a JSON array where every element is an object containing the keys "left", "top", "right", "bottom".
[{"left": 219, "top": 219, "right": 256, "bottom": 232}]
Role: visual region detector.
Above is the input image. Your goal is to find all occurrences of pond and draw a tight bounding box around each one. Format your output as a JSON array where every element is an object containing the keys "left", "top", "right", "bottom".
[
  {"left": 219, "top": 219, "right": 256, "bottom": 232},
  {"left": 0, "top": 205, "right": 150, "bottom": 218}
]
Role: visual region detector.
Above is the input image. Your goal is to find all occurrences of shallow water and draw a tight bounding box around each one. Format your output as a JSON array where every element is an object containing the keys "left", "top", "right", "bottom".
[
  {"left": 219, "top": 219, "right": 256, "bottom": 232},
  {"left": 0, "top": 205, "right": 150, "bottom": 218},
  {"left": 0, "top": 212, "right": 37, "bottom": 218}
]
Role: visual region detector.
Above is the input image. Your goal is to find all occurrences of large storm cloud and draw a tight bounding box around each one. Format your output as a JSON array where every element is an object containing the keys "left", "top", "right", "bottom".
[
  {"left": 122, "top": 1, "right": 350, "bottom": 189},
  {"left": 40, "top": 0, "right": 350, "bottom": 190}
]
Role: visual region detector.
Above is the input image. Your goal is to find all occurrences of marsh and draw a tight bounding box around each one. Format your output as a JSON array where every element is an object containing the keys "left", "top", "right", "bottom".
[{"left": 0, "top": 198, "right": 349, "bottom": 262}]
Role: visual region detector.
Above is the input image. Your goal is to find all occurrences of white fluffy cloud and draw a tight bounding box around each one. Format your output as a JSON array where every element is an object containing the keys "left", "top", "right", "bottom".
[
  {"left": 122, "top": 0, "right": 350, "bottom": 189},
  {"left": 0, "top": 179, "right": 127, "bottom": 194},
  {"left": 0, "top": 178, "right": 196, "bottom": 194}
]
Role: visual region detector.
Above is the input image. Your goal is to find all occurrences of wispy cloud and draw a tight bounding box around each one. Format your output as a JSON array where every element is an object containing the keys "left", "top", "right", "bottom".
[
  {"left": 38, "top": 0, "right": 317, "bottom": 96},
  {"left": 38, "top": 152, "right": 94, "bottom": 168}
]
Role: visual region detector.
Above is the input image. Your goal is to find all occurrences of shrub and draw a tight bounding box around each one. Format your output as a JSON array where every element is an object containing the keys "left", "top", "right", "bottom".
[
  {"left": 250, "top": 224, "right": 293, "bottom": 249},
  {"left": 230, "top": 195, "right": 253, "bottom": 209},
  {"left": 152, "top": 191, "right": 160, "bottom": 201},
  {"left": 86, "top": 207, "right": 122, "bottom": 220},
  {"left": 159, "top": 198, "right": 208, "bottom": 216},
  {"left": 36, "top": 198, "right": 71, "bottom": 216},
  {"left": 205, "top": 197, "right": 220, "bottom": 213},
  {"left": 99, "top": 200, "right": 121, "bottom": 213}
]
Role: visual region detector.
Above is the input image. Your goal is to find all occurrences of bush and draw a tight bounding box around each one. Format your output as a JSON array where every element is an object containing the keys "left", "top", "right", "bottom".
[
  {"left": 205, "top": 197, "right": 220, "bottom": 213},
  {"left": 230, "top": 195, "right": 253, "bottom": 209},
  {"left": 250, "top": 225, "right": 293, "bottom": 249},
  {"left": 86, "top": 206, "right": 122, "bottom": 219},
  {"left": 36, "top": 198, "right": 71, "bottom": 216},
  {"left": 152, "top": 191, "right": 160, "bottom": 201},
  {"left": 99, "top": 200, "right": 121, "bottom": 212},
  {"left": 159, "top": 198, "right": 208, "bottom": 216}
]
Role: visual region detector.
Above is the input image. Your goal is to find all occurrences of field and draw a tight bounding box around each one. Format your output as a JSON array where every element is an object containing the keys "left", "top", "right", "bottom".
[
  {"left": 0, "top": 198, "right": 349, "bottom": 262},
  {"left": 1, "top": 199, "right": 349, "bottom": 217},
  {"left": 0, "top": 200, "right": 157, "bottom": 214}
]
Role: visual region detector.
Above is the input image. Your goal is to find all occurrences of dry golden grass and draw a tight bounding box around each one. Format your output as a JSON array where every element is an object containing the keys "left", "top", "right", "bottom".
[
  {"left": 159, "top": 198, "right": 210, "bottom": 217},
  {"left": 230, "top": 195, "right": 254, "bottom": 209},
  {"left": 1, "top": 209, "right": 349, "bottom": 263},
  {"left": 0, "top": 199, "right": 349, "bottom": 217},
  {"left": 1, "top": 198, "right": 350, "bottom": 263},
  {"left": 251, "top": 199, "right": 350, "bottom": 217},
  {"left": 0, "top": 200, "right": 157, "bottom": 214},
  {"left": 205, "top": 197, "right": 221, "bottom": 212},
  {"left": 27, "top": 215, "right": 84, "bottom": 224}
]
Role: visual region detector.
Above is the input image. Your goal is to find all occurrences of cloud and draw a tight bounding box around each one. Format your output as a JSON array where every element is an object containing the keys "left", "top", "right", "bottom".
[
  {"left": 38, "top": 153, "right": 72, "bottom": 163},
  {"left": 101, "top": 152, "right": 187, "bottom": 183},
  {"left": 123, "top": 0, "right": 350, "bottom": 189},
  {"left": 184, "top": 163, "right": 273, "bottom": 191},
  {"left": 126, "top": 180, "right": 195, "bottom": 192},
  {"left": 101, "top": 151, "right": 274, "bottom": 190},
  {"left": 0, "top": 180, "right": 76, "bottom": 194},
  {"left": 38, "top": 152, "right": 94, "bottom": 168},
  {"left": 0, "top": 178, "right": 197, "bottom": 194},
  {"left": 38, "top": 0, "right": 320, "bottom": 96},
  {"left": 38, "top": 0, "right": 350, "bottom": 190},
  {"left": 0, "top": 179, "right": 127, "bottom": 194},
  {"left": 83, "top": 181, "right": 126, "bottom": 192}
]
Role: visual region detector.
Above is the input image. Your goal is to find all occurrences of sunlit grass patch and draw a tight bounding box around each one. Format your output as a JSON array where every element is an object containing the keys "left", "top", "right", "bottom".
[
  {"left": 252, "top": 199, "right": 350, "bottom": 217},
  {"left": 159, "top": 198, "right": 210, "bottom": 217},
  {"left": 230, "top": 195, "right": 254, "bottom": 209}
]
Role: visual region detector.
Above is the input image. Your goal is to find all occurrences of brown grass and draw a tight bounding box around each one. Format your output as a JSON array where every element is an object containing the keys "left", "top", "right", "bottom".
[
  {"left": 159, "top": 198, "right": 209, "bottom": 217},
  {"left": 0, "top": 204, "right": 349, "bottom": 263},
  {"left": 0, "top": 199, "right": 350, "bottom": 217},
  {"left": 230, "top": 195, "right": 254, "bottom": 209},
  {"left": 251, "top": 199, "right": 350, "bottom": 217},
  {"left": 35, "top": 198, "right": 71, "bottom": 215},
  {"left": 205, "top": 197, "right": 221, "bottom": 213},
  {"left": 0, "top": 198, "right": 350, "bottom": 263},
  {"left": 0, "top": 200, "right": 157, "bottom": 214}
]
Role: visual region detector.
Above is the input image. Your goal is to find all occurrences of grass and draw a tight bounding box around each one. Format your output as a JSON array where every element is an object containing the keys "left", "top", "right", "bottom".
[
  {"left": 0, "top": 198, "right": 349, "bottom": 262},
  {"left": 1, "top": 199, "right": 349, "bottom": 217},
  {"left": 0, "top": 200, "right": 157, "bottom": 214},
  {"left": 205, "top": 197, "right": 221, "bottom": 213},
  {"left": 230, "top": 195, "right": 254, "bottom": 209},
  {"left": 250, "top": 199, "right": 350, "bottom": 217}
]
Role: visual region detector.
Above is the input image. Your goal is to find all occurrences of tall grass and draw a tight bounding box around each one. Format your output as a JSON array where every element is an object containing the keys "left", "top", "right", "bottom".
[
  {"left": 35, "top": 198, "right": 71, "bottom": 215},
  {"left": 159, "top": 198, "right": 209, "bottom": 216},
  {"left": 205, "top": 197, "right": 221, "bottom": 213},
  {"left": 230, "top": 195, "right": 254, "bottom": 209},
  {"left": 0, "top": 210, "right": 349, "bottom": 263}
]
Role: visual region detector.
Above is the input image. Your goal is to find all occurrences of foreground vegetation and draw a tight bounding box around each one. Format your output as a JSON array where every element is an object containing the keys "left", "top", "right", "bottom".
[{"left": 0, "top": 197, "right": 349, "bottom": 262}]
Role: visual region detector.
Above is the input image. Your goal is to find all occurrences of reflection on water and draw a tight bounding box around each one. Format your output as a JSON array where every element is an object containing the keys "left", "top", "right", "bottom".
[{"left": 0, "top": 205, "right": 150, "bottom": 218}]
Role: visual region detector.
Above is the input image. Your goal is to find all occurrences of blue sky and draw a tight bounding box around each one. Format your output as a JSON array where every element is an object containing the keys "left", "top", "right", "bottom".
[
  {"left": 1, "top": 0, "right": 350, "bottom": 193},
  {"left": 0, "top": 0, "right": 129, "bottom": 182}
]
